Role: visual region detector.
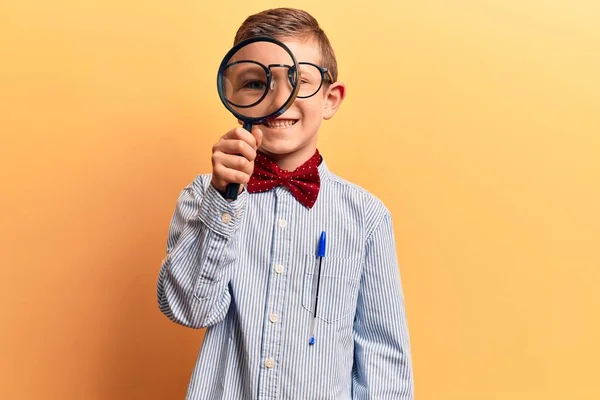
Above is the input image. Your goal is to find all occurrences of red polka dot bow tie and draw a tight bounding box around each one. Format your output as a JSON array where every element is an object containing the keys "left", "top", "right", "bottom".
[{"left": 246, "top": 150, "right": 321, "bottom": 208}]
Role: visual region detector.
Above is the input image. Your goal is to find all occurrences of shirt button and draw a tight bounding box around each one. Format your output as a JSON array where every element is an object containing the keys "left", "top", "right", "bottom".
[
  {"left": 278, "top": 218, "right": 287, "bottom": 228},
  {"left": 269, "top": 313, "right": 279, "bottom": 323},
  {"left": 275, "top": 264, "right": 284, "bottom": 274},
  {"left": 221, "top": 213, "right": 232, "bottom": 223},
  {"left": 265, "top": 358, "right": 275, "bottom": 369}
]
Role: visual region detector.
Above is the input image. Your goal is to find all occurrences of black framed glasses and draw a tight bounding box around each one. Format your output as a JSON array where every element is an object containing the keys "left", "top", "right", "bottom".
[
  {"left": 222, "top": 60, "right": 333, "bottom": 107},
  {"left": 295, "top": 62, "right": 334, "bottom": 98}
]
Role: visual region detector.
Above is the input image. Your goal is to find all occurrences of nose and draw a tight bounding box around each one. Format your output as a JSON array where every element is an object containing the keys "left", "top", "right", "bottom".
[{"left": 263, "top": 75, "right": 293, "bottom": 114}]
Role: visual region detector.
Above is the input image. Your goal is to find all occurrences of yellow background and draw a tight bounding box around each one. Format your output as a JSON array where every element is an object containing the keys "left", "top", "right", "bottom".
[{"left": 1, "top": 0, "right": 599, "bottom": 399}]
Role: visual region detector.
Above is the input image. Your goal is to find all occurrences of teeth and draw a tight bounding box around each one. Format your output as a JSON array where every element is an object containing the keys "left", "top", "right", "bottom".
[{"left": 266, "top": 119, "right": 297, "bottom": 128}]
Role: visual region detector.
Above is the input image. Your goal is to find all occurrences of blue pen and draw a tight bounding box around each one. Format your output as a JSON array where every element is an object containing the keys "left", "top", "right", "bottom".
[{"left": 309, "top": 231, "right": 326, "bottom": 345}]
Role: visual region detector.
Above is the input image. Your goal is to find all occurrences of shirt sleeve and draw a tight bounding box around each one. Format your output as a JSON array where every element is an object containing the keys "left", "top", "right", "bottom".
[
  {"left": 352, "top": 212, "right": 414, "bottom": 399},
  {"left": 157, "top": 176, "right": 246, "bottom": 329}
]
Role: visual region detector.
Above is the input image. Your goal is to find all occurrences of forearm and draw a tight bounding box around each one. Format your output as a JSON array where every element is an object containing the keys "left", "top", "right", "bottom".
[
  {"left": 157, "top": 177, "right": 246, "bottom": 329},
  {"left": 352, "top": 212, "right": 414, "bottom": 399},
  {"left": 353, "top": 314, "right": 413, "bottom": 399}
]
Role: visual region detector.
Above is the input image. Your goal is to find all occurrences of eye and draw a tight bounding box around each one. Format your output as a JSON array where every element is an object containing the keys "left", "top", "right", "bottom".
[{"left": 243, "top": 80, "right": 267, "bottom": 90}]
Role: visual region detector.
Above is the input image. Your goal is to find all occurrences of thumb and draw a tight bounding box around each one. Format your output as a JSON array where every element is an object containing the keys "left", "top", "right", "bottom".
[{"left": 252, "top": 127, "right": 263, "bottom": 149}]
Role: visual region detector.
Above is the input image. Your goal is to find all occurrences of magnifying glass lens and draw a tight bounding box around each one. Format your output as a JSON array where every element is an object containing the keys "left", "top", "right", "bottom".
[
  {"left": 222, "top": 62, "right": 268, "bottom": 106},
  {"left": 219, "top": 41, "right": 296, "bottom": 122}
]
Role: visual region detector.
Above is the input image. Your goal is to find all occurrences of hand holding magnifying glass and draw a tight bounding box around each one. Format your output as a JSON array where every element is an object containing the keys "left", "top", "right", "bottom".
[
  {"left": 215, "top": 36, "right": 301, "bottom": 200},
  {"left": 209, "top": 125, "right": 263, "bottom": 199}
]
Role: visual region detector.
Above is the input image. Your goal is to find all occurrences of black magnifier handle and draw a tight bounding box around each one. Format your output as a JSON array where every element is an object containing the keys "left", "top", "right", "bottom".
[{"left": 224, "top": 121, "right": 253, "bottom": 200}]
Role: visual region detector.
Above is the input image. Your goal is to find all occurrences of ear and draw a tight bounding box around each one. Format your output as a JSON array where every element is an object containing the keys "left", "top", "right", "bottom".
[{"left": 322, "top": 82, "right": 346, "bottom": 120}]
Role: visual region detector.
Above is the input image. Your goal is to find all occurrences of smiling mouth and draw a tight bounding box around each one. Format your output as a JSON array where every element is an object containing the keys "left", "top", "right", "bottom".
[{"left": 264, "top": 119, "right": 298, "bottom": 128}]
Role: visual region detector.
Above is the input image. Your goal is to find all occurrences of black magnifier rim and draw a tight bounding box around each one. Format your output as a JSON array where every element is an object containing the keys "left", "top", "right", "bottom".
[{"left": 217, "top": 36, "right": 300, "bottom": 125}]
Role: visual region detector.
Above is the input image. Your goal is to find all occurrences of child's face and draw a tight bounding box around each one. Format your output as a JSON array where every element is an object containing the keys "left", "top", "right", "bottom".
[{"left": 250, "top": 37, "right": 345, "bottom": 167}]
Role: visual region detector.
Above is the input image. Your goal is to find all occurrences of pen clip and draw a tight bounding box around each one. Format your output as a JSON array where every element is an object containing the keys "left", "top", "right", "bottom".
[{"left": 318, "top": 231, "right": 326, "bottom": 257}]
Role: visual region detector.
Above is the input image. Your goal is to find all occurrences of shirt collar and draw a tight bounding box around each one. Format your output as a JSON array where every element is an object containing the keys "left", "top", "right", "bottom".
[{"left": 317, "top": 152, "right": 331, "bottom": 183}]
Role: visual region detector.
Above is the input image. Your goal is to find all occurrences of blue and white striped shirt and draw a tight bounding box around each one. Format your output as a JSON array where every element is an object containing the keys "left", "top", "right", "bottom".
[{"left": 157, "top": 158, "right": 414, "bottom": 399}]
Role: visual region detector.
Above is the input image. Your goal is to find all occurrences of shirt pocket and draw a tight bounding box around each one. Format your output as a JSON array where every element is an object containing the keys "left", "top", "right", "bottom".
[{"left": 301, "top": 254, "right": 362, "bottom": 323}]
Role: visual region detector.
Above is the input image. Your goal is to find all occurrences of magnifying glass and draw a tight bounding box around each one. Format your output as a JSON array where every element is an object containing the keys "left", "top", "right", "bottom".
[{"left": 217, "top": 36, "right": 301, "bottom": 200}]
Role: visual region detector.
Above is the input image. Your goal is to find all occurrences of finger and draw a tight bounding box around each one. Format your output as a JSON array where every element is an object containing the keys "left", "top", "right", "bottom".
[
  {"left": 213, "top": 163, "right": 251, "bottom": 185},
  {"left": 217, "top": 153, "right": 254, "bottom": 176},
  {"left": 251, "top": 127, "right": 263, "bottom": 149},
  {"left": 216, "top": 139, "right": 257, "bottom": 161},
  {"left": 224, "top": 127, "right": 257, "bottom": 149}
]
